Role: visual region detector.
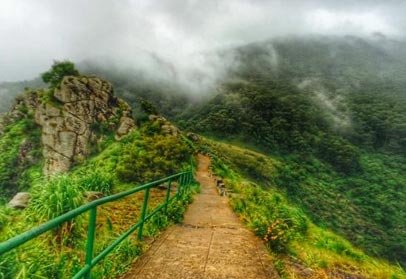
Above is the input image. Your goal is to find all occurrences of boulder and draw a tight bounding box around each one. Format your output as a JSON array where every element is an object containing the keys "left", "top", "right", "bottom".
[
  {"left": 148, "top": 114, "right": 180, "bottom": 136},
  {"left": 8, "top": 192, "right": 31, "bottom": 209}
]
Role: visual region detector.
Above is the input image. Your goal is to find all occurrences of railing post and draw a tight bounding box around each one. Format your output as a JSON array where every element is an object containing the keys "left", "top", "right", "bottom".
[
  {"left": 138, "top": 188, "right": 150, "bottom": 240},
  {"left": 185, "top": 172, "right": 190, "bottom": 194},
  {"left": 85, "top": 207, "right": 97, "bottom": 279},
  {"left": 177, "top": 174, "right": 184, "bottom": 198},
  {"left": 188, "top": 172, "right": 192, "bottom": 191},
  {"left": 185, "top": 173, "right": 189, "bottom": 195},
  {"left": 164, "top": 179, "right": 172, "bottom": 214}
]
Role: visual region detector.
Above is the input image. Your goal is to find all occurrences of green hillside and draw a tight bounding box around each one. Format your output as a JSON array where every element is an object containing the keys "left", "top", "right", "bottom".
[
  {"left": 0, "top": 35, "right": 405, "bottom": 278},
  {"left": 199, "top": 138, "right": 405, "bottom": 278},
  {"left": 176, "top": 37, "right": 406, "bottom": 266}
]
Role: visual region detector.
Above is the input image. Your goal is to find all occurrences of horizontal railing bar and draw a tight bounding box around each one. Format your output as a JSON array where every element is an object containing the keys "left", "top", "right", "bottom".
[
  {"left": 72, "top": 264, "right": 91, "bottom": 279},
  {"left": 90, "top": 188, "right": 180, "bottom": 269},
  {"left": 0, "top": 171, "right": 189, "bottom": 255},
  {"left": 91, "top": 221, "right": 143, "bottom": 267},
  {"left": 89, "top": 186, "right": 182, "bottom": 270},
  {"left": 144, "top": 203, "right": 166, "bottom": 222}
]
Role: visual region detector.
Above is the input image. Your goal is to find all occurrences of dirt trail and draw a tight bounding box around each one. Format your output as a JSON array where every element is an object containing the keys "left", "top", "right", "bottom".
[{"left": 122, "top": 154, "right": 278, "bottom": 279}]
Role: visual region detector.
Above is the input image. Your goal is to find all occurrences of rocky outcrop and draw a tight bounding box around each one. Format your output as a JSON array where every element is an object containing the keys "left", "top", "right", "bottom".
[
  {"left": 116, "top": 116, "right": 136, "bottom": 140},
  {"left": 186, "top": 132, "right": 200, "bottom": 142},
  {"left": 148, "top": 114, "right": 180, "bottom": 136},
  {"left": 8, "top": 192, "right": 31, "bottom": 209},
  {"left": 0, "top": 90, "right": 39, "bottom": 136},
  {"left": 34, "top": 76, "right": 136, "bottom": 175}
]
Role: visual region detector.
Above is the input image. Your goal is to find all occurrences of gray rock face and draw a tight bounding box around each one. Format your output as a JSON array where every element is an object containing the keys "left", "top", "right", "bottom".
[
  {"left": 148, "top": 114, "right": 180, "bottom": 136},
  {"left": 35, "top": 76, "right": 136, "bottom": 175},
  {"left": 115, "top": 116, "right": 137, "bottom": 140},
  {"left": 8, "top": 192, "right": 31, "bottom": 209}
]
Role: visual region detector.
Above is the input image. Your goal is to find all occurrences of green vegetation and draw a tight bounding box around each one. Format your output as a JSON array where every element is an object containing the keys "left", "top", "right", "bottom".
[
  {"left": 0, "top": 180, "right": 199, "bottom": 279},
  {"left": 175, "top": 37, "right": 406, "bottom": 266},
  {"left": 204, "top": 136, "right": 406, "bottom": 268},
  {"left": 205, "top": 139, "right": 405, "bottom": 278},
  {"left": 1, "top": 35, "right": 405, "bottom": 277},
  {"left": 116, "top": 133, "right": 191, "bottom": 183},
  {"left": 0, "top": 115, "right": 197, "bottom": 278},
  {"left": 41, "top": 60, "right": 79, "bottom": 88},
  {"left": 0, "top": 118, "right": 41, "bottom": 200}
]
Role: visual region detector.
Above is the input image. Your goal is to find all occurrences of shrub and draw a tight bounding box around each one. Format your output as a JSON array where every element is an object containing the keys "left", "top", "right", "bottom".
[
  {"left": 214, "top": 160, "right": 308, "bottom": 252},
  {"left": 117, "top": 135, "right": 191, "bottom": 183},
  {"left": 234, "top": 188, "right": 308, "bottom": 253},
  {"left": 41, "top": 61, "right": 79, "bottom": 89},
  {"left": 29, "top": 175, "right": 83, "bottom": 221},
  {"left": 29, "top": 176, "right": 84, "bottom": 244},
  {"left": 78, "top": 170, "right": 114, "bottom": 194}
]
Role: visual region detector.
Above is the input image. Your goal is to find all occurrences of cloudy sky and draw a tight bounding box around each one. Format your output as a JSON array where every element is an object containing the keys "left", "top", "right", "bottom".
[{"left": 1, "top": 0, "right": 405, "bottom": 82}]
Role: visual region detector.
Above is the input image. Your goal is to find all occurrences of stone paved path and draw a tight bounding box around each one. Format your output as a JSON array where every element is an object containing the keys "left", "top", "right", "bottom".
[{"left": 122, "top": 154, "right": 278, "bottom": 279}]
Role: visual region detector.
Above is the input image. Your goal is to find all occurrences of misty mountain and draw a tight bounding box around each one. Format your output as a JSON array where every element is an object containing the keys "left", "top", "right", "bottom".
[
  {"left": 175, "top": 36, "right": 406, "bottom": 265},
  {"left": 0, "top": 78, "right": 44, "bottom": 113},
  {"left": 69, "top": 36, "right": 406, "bottom": 265},
  {"left": 1, "top": 34, "right": 405, "bottom": 274}
]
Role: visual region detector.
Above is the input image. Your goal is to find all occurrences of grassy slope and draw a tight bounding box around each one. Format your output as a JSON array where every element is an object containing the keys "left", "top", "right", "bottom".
[
  {"left": 0, "top": 125, "right": 198, "bottom": 279},
  {"left": 177, "top": 39, "right": 406, "bottom": 264},
  {"left": 202, "top": 138, "right": 405, "bottom": 279}
]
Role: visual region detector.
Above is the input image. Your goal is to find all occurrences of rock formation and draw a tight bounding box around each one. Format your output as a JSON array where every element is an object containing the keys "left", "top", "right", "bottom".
[
  {"left": 148, "top": 114, "right": 180, "bottom": 136},
  {"left": 8, "top": 192, "right": 31, "bottom": 209},
  {"left": 33, "top": 76, "right": 136, "bottom": 175}
]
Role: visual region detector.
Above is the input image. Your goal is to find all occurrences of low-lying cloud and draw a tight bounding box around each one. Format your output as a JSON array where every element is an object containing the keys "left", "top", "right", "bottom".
[{"left": 1, "top": 0, "right": 405, "bottom": 87}]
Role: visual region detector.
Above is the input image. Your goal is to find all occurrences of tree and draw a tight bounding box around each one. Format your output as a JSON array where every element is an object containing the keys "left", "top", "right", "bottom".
[
  {"left": 41, "top": 60, "right": 79, "bottom": 88},
  {"left": 139, "top": 98, "right": 158, "bottom": 115}
]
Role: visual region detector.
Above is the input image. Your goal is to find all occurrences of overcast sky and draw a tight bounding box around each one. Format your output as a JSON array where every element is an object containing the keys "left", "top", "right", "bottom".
[{"left": 1, "top": 0, "right": 405, "bottom": 82}]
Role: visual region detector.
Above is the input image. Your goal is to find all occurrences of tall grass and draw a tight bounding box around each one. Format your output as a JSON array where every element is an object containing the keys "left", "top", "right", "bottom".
[
  {"left": 78, "top": 170, "right": 114, "bottom": 194},
  {"left": 29, "top": 175, "right": 84, "bottom": 221},
  {"left": 1, "top": 177, "right": 199, "bottom": 279}
]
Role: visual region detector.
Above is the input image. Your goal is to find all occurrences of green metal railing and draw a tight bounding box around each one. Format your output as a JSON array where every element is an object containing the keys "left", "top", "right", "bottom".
[{"left": 0, "top": 170, "right": 195, "bottom": 279}]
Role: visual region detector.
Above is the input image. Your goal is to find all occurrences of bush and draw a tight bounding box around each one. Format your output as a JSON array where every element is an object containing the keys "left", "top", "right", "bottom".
[
  {"left": 41, "top": 60, "right": 79, "bottom": 88},
  {"left": 78, "top": 170, "right": 114, "bottom": 194},
  {"left": 232, "top": 186, "right": 308, "bottom": 252},
  {"left": 29, "top": 175, "right": 84, "bottom": 245},
  {"left": 117, "top": 134, "right": 191, "bottom": 183},
  {"left": 29, "top": 175, "right": 84, "bottom": 221}
]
